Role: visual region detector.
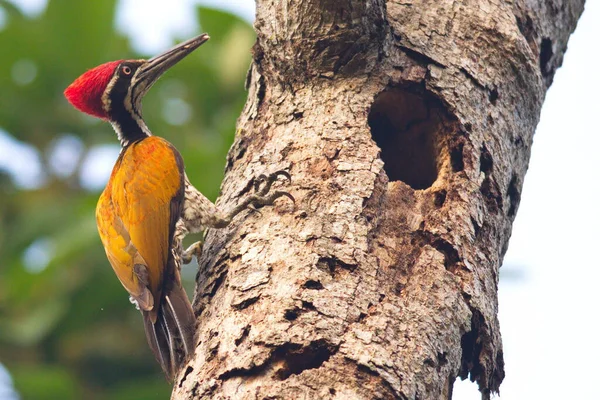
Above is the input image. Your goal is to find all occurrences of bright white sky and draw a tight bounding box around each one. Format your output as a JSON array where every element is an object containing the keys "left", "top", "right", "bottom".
[{"left": 1, "top": 1, "right": 599, "bottom": 399}]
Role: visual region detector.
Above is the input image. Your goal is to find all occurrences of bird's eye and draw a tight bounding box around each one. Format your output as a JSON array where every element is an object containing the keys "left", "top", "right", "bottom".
[{"left": 122, "top": 66, "right": 132, "bottom": 75}]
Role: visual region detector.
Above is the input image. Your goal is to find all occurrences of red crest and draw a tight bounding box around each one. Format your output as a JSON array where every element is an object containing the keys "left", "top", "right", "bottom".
[{"left": 64, "top": 60, "right": 122, "bottom": 119}]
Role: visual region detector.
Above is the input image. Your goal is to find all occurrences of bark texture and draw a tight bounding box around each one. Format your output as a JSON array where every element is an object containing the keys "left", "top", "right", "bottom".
[{"left": 173, "top": 1, "right": 584, "bottom": 399}]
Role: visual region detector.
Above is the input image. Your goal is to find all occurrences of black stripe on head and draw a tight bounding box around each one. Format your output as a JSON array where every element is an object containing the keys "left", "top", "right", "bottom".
[{"left": 107, "top": 61, "right": 147, "bottom": 143}]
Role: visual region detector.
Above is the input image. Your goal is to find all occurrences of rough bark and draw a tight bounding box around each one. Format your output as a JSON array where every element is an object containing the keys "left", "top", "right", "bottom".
[{"left": 173, "top": 1, "right": 584, "bottom": 399}]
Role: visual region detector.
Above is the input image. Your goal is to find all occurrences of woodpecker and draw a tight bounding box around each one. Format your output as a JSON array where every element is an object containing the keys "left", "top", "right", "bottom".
[{"left": 64, "top": 34, "right": 292, "bottom": 381}]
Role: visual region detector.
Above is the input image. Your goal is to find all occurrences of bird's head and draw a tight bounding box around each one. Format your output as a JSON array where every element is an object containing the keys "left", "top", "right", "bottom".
[{"left": 64, "top": 34, "right": 209, "bottom": 122}]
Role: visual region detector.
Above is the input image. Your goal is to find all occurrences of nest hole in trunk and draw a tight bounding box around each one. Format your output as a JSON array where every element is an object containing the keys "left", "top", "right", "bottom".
[{"left": 368, "top": 88, "right": 453, "bottom": 189}]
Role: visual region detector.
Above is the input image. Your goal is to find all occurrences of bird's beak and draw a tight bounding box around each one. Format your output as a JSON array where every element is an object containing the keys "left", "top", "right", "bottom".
[{"left": 134, "top": 33, "right": 210, "bottom": 97}]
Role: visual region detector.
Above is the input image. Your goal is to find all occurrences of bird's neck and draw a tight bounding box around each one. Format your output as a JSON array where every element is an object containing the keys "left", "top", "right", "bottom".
[{"left": 111, "top": 112, "right": 152, "bottom": 148}]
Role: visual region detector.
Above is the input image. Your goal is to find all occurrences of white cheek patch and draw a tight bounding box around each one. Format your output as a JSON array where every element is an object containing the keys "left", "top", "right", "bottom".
[{"left": 102, "top": 72, "right": 120, "bottom": 116}]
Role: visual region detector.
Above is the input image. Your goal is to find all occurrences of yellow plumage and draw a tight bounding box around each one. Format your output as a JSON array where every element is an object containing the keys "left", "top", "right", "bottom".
[{"left": 96, "top": 136, "right": 184, "bottom": 323}]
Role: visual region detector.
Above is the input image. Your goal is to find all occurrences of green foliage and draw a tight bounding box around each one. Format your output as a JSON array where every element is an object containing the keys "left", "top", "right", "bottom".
[{"left": 0, "top": 1, "right": 254, "bottom": 398}]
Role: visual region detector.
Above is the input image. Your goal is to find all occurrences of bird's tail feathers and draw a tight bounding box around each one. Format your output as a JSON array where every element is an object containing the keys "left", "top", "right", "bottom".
[{"left": 142, "top": 283, "right": 196, "bottom": 381}]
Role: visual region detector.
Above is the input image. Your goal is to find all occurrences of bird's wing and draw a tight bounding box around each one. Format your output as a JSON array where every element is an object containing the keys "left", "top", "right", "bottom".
[
  {"left": 96, "top": 137, "right": 184, "bottom": 318},
  {"left": 97, "top": 191, "right": 154, "bottom": 310}
]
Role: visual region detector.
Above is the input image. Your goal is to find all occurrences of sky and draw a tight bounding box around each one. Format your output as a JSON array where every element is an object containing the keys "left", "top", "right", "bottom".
[{"left": 1, "top": 0, "right": 599, "bottom": 399}]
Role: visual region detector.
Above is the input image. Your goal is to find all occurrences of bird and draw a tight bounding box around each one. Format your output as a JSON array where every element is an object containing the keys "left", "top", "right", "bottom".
[{"left": 64, "top": 33, "right": 293, "bottom": 381}]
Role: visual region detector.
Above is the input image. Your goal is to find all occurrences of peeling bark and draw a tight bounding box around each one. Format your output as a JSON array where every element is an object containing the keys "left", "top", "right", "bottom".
[{"left": 173, "top": 1, "right": 584, "bottom": 399}]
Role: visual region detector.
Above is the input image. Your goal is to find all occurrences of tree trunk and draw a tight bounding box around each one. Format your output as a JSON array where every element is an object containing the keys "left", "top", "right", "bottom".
[{"left": 172, "top": 1, "right": 584, "bottom": 399}]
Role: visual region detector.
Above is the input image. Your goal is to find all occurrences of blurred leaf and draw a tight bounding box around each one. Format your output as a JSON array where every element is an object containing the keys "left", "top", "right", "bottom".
[
  {"left": 1, "top": 298, "right": 68, "bottom": 345},
  {"left": 12, "top": 365, "right": 80, "bottom": 399},
  {"left": 107, "top": 376, "right": 171, "bottom": 400},
  {"left": 198, "top": 6, "right": 244, "bottom": 45},
  {"left": 217, "top": 23, "right": 255, "bottom": 89}
]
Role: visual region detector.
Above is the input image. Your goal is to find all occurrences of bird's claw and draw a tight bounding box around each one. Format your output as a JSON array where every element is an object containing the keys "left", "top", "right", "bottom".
[
  {"left": 247, "top": 169, "right": 294, "bottom": 210},
  {"left": 230, "top": 170, "right": 294, "bottom": 220},
  {"left": 253, "top": 170, "right": 292, "bottom": 196},
  {"left": 182, "top": 241, "right": 203, "bottom": 264},
  {"left": 247, "top": 190, "right": 295, "bottom": 211}
]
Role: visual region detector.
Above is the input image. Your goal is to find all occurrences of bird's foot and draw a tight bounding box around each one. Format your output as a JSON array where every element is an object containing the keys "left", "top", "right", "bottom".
[
  {"left": 220, "top": 170, "right": 294, "bottom": 227},
  {"left": 246, "top": 170, "right": 294, "bottom": 209},
  {"left": 182, "top": 240, "right": 203, "bottom": 264}
]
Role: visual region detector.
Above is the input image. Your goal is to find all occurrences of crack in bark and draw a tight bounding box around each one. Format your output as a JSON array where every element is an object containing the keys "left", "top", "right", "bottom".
[
  {"left": 235, "top": 325, "right": 251, "bottom": 346},
  {"left": 479, "top": 145, "right": 493, "bottom": 175},
  {"left": 219, "top": 340, "right": 340, "bottom": 383},
  {"left": 424, "top": 352, "right": 449, "bottom": 372},
  {"left": 449, "top": 141, "right": 464, "bottom": 172},
  {"left": 507, "top": 174, "right": 521, "bottom": 218},
  {"left": 354, "top": 362, "right": 408, "bottom": 400},
  {"left": 284, "top": 300, "right": 319, "bottom": 321},
  {"left": 178, "top": 366, "right": 194, "bottom": 388},
  {"left": 480, "top": 176, "right": 504, "bottom": 215},
  {"left": 317, "top": 256, "right": 358, "bottom": 275},
  {"left": 539, "top": 37, "right": 554, "bottom": 78},
  {"left": 458, "top": 67, "right": 486, "bottom": 90},
  {"left": 206, "top": 270, "right": 226, "bottom": 298},
  {"left": 397, "top": 44, "right": 446, "bottom": 69},
  {"left": 414, "top": 231, "right": 461, "bottom": 273},
  {"left": 231, "top": 294, "right": 261, "bottom": 310},
  {"left": 303, "top": 279, "right": 325, "bottom": 290}
]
